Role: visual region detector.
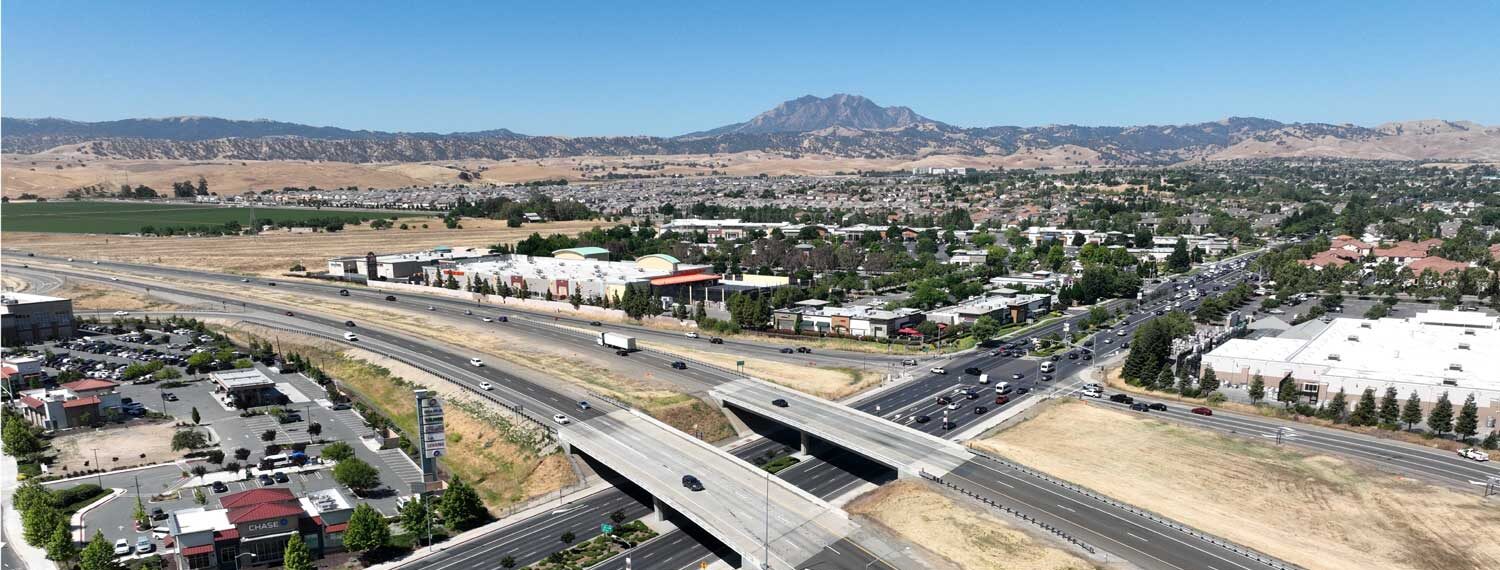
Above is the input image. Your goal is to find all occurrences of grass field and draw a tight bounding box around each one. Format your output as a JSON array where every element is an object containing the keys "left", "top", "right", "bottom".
[{"left": 1, "top": 201, "right": 389, "bottom": 234}]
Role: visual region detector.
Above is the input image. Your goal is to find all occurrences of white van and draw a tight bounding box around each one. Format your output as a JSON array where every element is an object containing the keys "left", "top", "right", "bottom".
[
  {"left": 1040, "top": 361, "right": 1055, "bottom": 373},
  {"left": 343, "top": 332, "right": 359, "bottom": 341},
  {"left": 977, "top": 374, "right": 989, "bottom": 384}
]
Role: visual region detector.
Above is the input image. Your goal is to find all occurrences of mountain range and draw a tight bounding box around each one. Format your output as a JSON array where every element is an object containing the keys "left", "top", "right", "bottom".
[{"left": 5, "top": 94, "right": 1498, "bottom": 164}]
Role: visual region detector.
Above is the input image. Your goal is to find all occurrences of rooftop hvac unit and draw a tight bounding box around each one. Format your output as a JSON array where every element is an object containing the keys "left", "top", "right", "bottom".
[
  {"left": 1346, "top": 335, "right": 1359, "bottom": 341},
  {"left": 1360, "top": 322, "right": 1372, "bottom": 328},
  {"left": 1464, "top": 329, "right": 1476, "bottom": 336},
  {"left": 1458, "top": 343, "right": 1471, "bottom": 350},
  {"left": 1449, "top": 363, "right": 1463, "bottom": 371},
  {"left": 1327, "top": 353, "right": 1341, "bottom": 361}
]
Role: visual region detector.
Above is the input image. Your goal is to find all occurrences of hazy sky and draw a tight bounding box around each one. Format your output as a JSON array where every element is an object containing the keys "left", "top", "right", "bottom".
[{"left": 4, "top": 1, "right": 1498, "bottom": 136}]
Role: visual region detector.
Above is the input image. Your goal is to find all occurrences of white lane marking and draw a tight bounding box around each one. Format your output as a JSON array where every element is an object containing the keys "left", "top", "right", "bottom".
[{"left": 1126, "top": 532, "right": 1150, "bottom": 542}]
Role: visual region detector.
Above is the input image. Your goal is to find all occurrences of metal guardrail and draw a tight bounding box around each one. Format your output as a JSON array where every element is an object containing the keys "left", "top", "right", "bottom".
[
  {"left": 919, "top": 470, "right": 1097, "bottom": 555},
  {"left": 963, "top": 450, "right": 1300, "bottom": 570}
]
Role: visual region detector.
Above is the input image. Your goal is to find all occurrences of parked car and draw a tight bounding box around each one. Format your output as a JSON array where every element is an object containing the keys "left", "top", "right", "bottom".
[
  {"left": 136, "top": 536, "right": 154, "bottom": 554},
  {"left": 332, "top": 402, "right": 352, "bottom": 411},
  {"left": 211, "top": 481, "right": 229, "bottom": 493},
  {"left": 113, "top": 539, "right": 132, "bottom": 556},
  {"left": 273, "top": 472, "right": 289, "bottom": 483},
  {"left": 150, "top": 507, "right": 166, "bottom": 521},
  {"left": 681, "top": 475, "right": 704, "bottom": 491},
  {"left": 1190, "top": 407, "right": 1213, "bottom": 416},
  {"left": 772, "top": 398, "right": 789, "bottom": 408},
  {"left": 258, "top": 474, "right": 274, "bottom": 486}
]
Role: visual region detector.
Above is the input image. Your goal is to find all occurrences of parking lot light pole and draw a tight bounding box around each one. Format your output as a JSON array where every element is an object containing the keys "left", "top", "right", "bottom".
[{"left": 92, "top": 448, "right": 102, "bottom": 486}]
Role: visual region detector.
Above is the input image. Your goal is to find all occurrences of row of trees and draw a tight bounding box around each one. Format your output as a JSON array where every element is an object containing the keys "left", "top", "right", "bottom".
[{"left": 1242, "top": 374, "right": 1497, "bottom": 444}]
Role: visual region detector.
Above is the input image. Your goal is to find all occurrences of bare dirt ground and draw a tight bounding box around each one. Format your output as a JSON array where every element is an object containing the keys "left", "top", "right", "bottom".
[
  {"left": 50, "top": 421, "right": 183, "bottom": 473},
  {"left": 846, "top": 480, "right": 1098, "bottom": 570},
  {"left": 640, "top": 340, "right": 878, "bottom": 400},
  {"left": 51, "top": 280, "right": 191, "bottom": 312},
  {"left": 973, "top": 400, "right": 1500, "bottom": 570},
  {"left": 4, "top": 218, "right": 601, "bottom": 275}
]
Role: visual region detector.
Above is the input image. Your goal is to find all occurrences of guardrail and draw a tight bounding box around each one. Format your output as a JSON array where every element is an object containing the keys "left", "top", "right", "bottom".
[
  {"left": 919, "top": 470, "right": 1097, "bottom": 555},
  {"left": 963, "top": 449, "right": 1300, "bottom": 570}
]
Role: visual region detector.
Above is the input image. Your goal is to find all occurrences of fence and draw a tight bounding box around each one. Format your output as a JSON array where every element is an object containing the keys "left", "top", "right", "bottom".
[
  {"left": 963, "top": 449, "right": 1301, "bottom": 570},
  {"left": 918, "top": 470, "right": 1097, "bottom": 555}
]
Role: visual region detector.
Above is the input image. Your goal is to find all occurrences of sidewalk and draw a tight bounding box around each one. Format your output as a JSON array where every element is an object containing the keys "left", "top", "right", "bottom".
[{"left": 2, "top": 454, "right": 55, "bottom": 570}]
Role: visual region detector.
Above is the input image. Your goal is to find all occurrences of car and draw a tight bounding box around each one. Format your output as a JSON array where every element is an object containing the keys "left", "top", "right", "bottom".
[
  {"left": 914, "top": 415, "right": 931, "bottom": 423},
  {"left": 345, "top": 320, "right": 356, "bottom": 327},
  {"left": 284, "top": 311, "right": 295, "bottom": 317},
  {"left": 113, "top": 310, "right": 130, "bottom": 316},
  {"left": 681, "top": 475, "right": 704, "bottom": 491},
  {"left": 901, "top": 358, "right": 918, "bottom": 366},
  {"left": 964, "top": 367, "right": 983, "bottom": 376},
  {"left": 616, "top": 349, "right": 630, "bottom": 356},
  {"left": 497, "top": 315, "right": 509, "bottom": 322},
  {"left": 930, "top": 367, "right": 946, "bottom": 375},
  {"left": 339, "top": 289, "right": 350, "bottom": 296},
  {"left": 273, "top": 472, "right": 290, "bottom": 483},
  {"left": 384, "top": 295, "right": 397, "bottom": 301},
  {"left": 332, "top": 403, "right": 352, "bottom": 411},
  {"left": 573, "top": 401, "right": 591, "bottom": 412},
  {"left": 258, "top": 474, "right": 274, "bottom": 486},
  {"left": 1081, "top": 390, "right": 1102, "bottom": 399},
  {"left": 1050, "top": 355, "right": 1061, "bottom": 361},
  {"left": 772, "top": 398, "right": 789, "bottom": 408},
  {"left": 92, "top": 260, "right": 100, "bottom": 265},
  {"left": 779, "top": 347, "right": 795, "bottom": 354},
  {"left": 1130, "top": 403, "right": 1150, "bottom": 412},
  {"left": 267, "top": 282, "right": 276, "bottom": 286},
  {"left": 481, "top": 317, "right": 493, "bottom": 322},
  {"left": 136, "top": 536, "right": 154, "bottom": 554},
  {"left": 685, "top": 332, "right": 699, "bottom": 339},
  {"left": 994, "top": 395, "right": 1010, "bottom": 405},
  {"left": 973, "top": 406, "right": 989, "bottom": 415},
  {"left": 150, "top": 507, "right": 166, "bottom": 520},
  {"left": 164, "top": 393, "right": 179, "bottom": 402},
  {"left": 1067, "top": 352, "right": 1079, "bottom": 360},
  {"left": 1103, "top": 339, "right": 1113, "bottom": 345},
  {"left": 1109, "top": 393, "right": 1134, "bottom": 404},
  {"left": 589, "top": 321, "right": 602, "bottom": 326},
  {"left": 1040, "top": 374, "right": 1053, "bottom": 382},
  {"left": 1117, "top": 330, "right": 1128, "bottom": 337},
  {"left": 114, "top": 538, "right": 132, "bottom": 556},
  {"left": 475, "top": 381, "right": 493, "bottom": 391},
  {"left": 709, "top": 337, "right": 724, "bottom": 344},
  {"left": 343, "top": 332, "right": 359, "bottom": 341},
  {"left": 1011, "top": 373, "right": 1023, "bottom": 380},
  {"left": 428, "top": 306, "right": 437, "bottom": 311},
  {"left": 469, "top": 358, "right": 484, "bottom": 367},
  {"left": 211, "top": 481, "right": 229, "bottom": 493},
  {"left": 935, "top": 395, "right": 952, "bottom": 405},
  {"left": 1458, "top": 448, "right": 1490, "bottom": 462},
  {"left": 1082, "top": 354, "right": 1092, "bottom": 360},
  {"left": 670, "top": 361, "right": 687, "bottom": 369},
  {"left": 1190, "top": 407, "right": 1213, "bottom": 416},
  {"left": 1016, "top": 387, "right": 1030, "bottom": 395},
  {"left": 464, "top": 310, "right": 473, "bottom": 315},
  {"left": 1148, "top": 403, "right": 1167, "bottom": 411},
  {"left": 552, "top": 414, "right": 571, "bottom": 425},
  {"left": 795, "top": 347, "right": 812, "bottom": 353},
  {"left": 109, "top": 277, "right": 120, "bottom": 282},
  {"left": 239, "top": 278, "right": 249, "bottom": 282},
  {"left": 945, "top": 402, "right": 961, "bottom": 410}
]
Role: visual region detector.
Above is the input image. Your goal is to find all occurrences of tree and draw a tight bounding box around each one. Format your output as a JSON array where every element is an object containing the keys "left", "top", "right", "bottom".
[
  {"left": 190, "top": 407, "right": 201, "bottom": 425},
  {"left": 261, "top": 429, "right": 277, "bottom": 442},
  {"left": 282, "top": 533, "right": 313, "bottom": 570},
  {"left": 1275, "top": 374, "right": 1299, "bottom": 408},
  {"left": 610, "top": 509, "right": 626, "bottom": 525},
  {"left": 399, "top": 495, "right": 433, "bottom": 546},
  {"left": 1349, "top": 389, "right": 1378, "bottom": 426},
  {"left": 79, "top": 531, "right": 121, "bottom": 570},
  {"left": 1198, "top": 368, "right": 1219, "bottom": 394},
  {"left": 134, "top": 497, "right": 150, "bottom": 529},
  {"left": 342, "top": 503, "right": 390, "bottom": 555},
  {"left": 500, "top": 555, "right": 517, "bottom": 569},
  {"left": 23, "top": 502, "right": 63, "bottom": 546},
  {"left": 321, "top": 441, "right": 355, "bottom": 462},
  {"left": 1166, "top": 237, "right": 1191, "bottom": 273},
  {"left": 1428, "top": 392, "right": 1454, "bottom": 435},
  {"left": 1455, "top": 393, "right": 1479, "bottom": 441},
  {"left": 45, "top": 519, "right": 77, "bottom": 562},
  {"left": 171, "top": 429, "right": 208, "bottom": 451},
  {"left": 438, "top": 476, "right": 486, "bottom": 531},
  {"left": 560, "top": 531, "right": 575, "bottom": 545},
  {"left": 1154, "top": 366, "right": 1175, "bottom": 392},
  {"left": 1377, "top": 387, "right": 1400, "bottom": 427},
  {"left": 1400, "top": 391, "right": 1424, "bottom": 430},
  {"left": 1321, "top": 389, "right": 1348, "bottom": 423},
  {"left": 13, "top": 480, "right": 55, "bottom": 514},
  {"left": 969, "top": 316, "right": 1001, "bottom": 341},
  {"left": 333, "top": 458, "right": 381, "bottom": 493},
  {"left": 2, "top": 412, "right": 44, "bottom": 456},
  {"left": 307, "top": 422, "right": 322, "bottom": 437},
  {"left": 1248, "top": 374, "right": 1265, "bottom": 403}
]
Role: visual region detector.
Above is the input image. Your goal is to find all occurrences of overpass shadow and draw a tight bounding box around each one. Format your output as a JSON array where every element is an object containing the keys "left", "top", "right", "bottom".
[
  {"left": 571, "top": 448, "right": 743, "bottom": 568},
  {"left": 725, "top": 404, "right": 900, "bottom": 486}
]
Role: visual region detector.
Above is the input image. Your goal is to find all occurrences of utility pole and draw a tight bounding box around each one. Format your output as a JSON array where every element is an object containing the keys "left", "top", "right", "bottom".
[{"left": 92, "top": 448, "right": 102, "bottom": 487}]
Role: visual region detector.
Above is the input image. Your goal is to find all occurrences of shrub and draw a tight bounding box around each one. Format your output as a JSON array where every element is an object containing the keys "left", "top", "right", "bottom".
[
  {"left": 205, "top": 450, "right": 225, "bottom": 464},
  {"left": 234, "top": 448, "right": 251, "bottom": 460}
]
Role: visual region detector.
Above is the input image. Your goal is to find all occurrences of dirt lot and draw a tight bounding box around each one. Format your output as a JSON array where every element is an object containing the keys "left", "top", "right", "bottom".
[
  {"left": 214, "top": 322, "right": 574, "bottom": 510},
  {"left": 4, "top": 218, "right": 600, "bottom": 275},
  {"left": 641, "top": 341, "right": 878, "bottom": 400},
  {"left": 51, "top": 280, "right": 192, "bottom": 312},
  {"left": 847, "top": 480, "right": 1098, "bottom": 570},
  {"left": 50, "top": 421, "right": 183, "bottom": 473},
  {"left": 973, "top": 400, "right": 1500, "bottom": 570}
]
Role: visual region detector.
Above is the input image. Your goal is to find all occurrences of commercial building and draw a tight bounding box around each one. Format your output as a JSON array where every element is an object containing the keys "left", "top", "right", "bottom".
[
  {"left": 326, "top": 246, "right": 490, "bottom": 281},
  {"left": 773, "top": 300, "right": 924, "bottom": 340},
  {"left": 2, "top": 356, "right": 46, "bottom": 393},
  {"left": 168, "top": 487, "right": 353, "bottom": 570},
  {"left": 1023, "top": 227, "right": 1100, "bottom": 246},
  {"left": 424, "top": 252, "right": 719, "bottom": 302},
  {"left": 210, "top": 369, "right": 281, "bottom": 409},
  {"left": 946, "top": 249, "right": 989, "bottom": 267},
  {"left": 924, "top": 291, "right": 1052, "bottom": 327},
  {"left": 658, "top": 218, "right": 792, "bottom": 241},
  {"left": 1, "top": 292, "right": 74, "bottom": 346},
  {"left": 989, "top": 271, "right": 1070, "bottom": 291},
  {"left": 12, "top": 378, "right": 122, "bottom": 430},
  {"left": 1202, "top": 310, "right": 1499, "bottom": 425}
]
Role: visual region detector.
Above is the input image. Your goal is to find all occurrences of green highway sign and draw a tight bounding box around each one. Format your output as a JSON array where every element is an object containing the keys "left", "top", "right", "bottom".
[{"left": 601, "top": 523, "right": 614, "bottom": 534}]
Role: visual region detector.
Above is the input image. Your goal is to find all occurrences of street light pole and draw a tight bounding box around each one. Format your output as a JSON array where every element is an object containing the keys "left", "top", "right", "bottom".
[
  {"left": 92, "top": 448, "right": 102, "bottom": 487},
  {"left": 234, "top": 551, "right": 256, "bottom": 570}
]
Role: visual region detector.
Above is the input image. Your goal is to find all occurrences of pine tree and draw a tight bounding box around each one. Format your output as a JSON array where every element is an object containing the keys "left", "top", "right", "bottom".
[
  {"left": 1427, "top": 392, "right": 1454, "bottom": 435},
  {"left": 1349, "top": 388, "right": 1378, "bottom": 426},
  {"left": 1400, "top": 391, "right": 1424, "bottom": 430},
  {"left": 1248, "top": 374, "right": 1265, "bottom": 403},
  {"left": 134, "top": 497, "right": 150, "bottom": 529},
  {"left": 1198, "top": 368, "right": 1219, "bottom": 394},
  {"left": 1377, "top": 387, "right": 1400, "bottom": 427},
  {"left": 1455, "top": 393, "right": 1479, "bottom": 442},
  {"left": 1323, "top": 389, "right": 1348, "bottom": 423},
  {"left": 342, "top": 503, "right": 389, "bottom": 555},
  {"left": 438, "top": 476, "right": 486, "bottom": 531},
  {"left": 45, "top": 520, "right": 77, "bottom": 562},
  {"left": 1154, "top": 366, "right": 1175, "bottom": 392},
  {"left": 190, "top": 406, "right": 201, "bottom": 425},
  {"left": 282, "top": 533, "right": 313, "bottom": 570},
  {"left": 1275, "top": 374, "right": 1299, "bottom": 408}
]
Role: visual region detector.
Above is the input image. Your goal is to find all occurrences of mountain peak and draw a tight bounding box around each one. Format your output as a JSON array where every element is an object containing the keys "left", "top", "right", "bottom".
[{"left": 683, "top": 94, "right": 942, "bottom": 137}]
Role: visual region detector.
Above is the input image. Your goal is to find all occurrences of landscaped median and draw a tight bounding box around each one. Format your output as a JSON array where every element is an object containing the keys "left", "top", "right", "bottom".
[{"left": 523, "top": 520, "right": 658, "bottom": 570}]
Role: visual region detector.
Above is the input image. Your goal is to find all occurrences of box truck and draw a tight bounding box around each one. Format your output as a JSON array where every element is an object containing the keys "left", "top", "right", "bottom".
[{"left": 596, "top": 332, "right": 637, "bottom": 351}]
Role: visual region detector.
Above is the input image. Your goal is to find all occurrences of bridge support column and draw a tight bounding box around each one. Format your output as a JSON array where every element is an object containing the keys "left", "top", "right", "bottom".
[
  {"left": 652, "top": 496, "right": 667, "bottom": 522},
  {"left": 799, "top": 430, "right": 810, "bottom": 454}
]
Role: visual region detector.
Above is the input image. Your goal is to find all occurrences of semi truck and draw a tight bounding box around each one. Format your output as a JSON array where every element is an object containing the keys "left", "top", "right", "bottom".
[{"left": 596, "top": 331, "right": 637, "bottom": 352}]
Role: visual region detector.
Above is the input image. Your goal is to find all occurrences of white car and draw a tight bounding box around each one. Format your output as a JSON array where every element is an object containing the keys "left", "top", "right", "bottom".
[
  {"left": 113, "top": 311, "right": 130, "bottom": 316},
  {"left": 109, "top": 277, "right": 120, "bottom": 281},
  {"left": 343, "top": 332, "right": 359, "bottom": 341},
  {"left": 478, "top": 381, "right": 493, "bottom": 390},
  {"left": 685, "top": 332, "right": 699, "bottom": 339},
  {"left": 930, "top": 367, "right": 947, "bottom": 375},
  {"left": 113, "top": 538, "right": 132, "bottom": 556},
  {"left": 469, "top": 358, "right": 484, "bottom": 367},
  {"left": 946, "top": 402, "right": 961, "bottom": 410},
  {"left": 240, "top": 278, "right": 250, "bottom": 282},
  {"left": 91, "top": 261, "right": 100, "bottom": 265},
  {"left": 427, "top": 306, "right": 436, "bottom": 311},
  {"left": 1081, "top": 390, "right": 1102, "bottom": 399},
  {"left": 552, "top": 414, "right": 571, "bottom": 425},
  {"left": 1458, "top": 448, "right": 1490, "bottom": 462},
  {"left": 481, "top": 317, "right": 493, "bottom": 322}
]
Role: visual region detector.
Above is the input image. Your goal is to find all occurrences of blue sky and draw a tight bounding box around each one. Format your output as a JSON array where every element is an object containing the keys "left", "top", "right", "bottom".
[{"left": 4, "top": 1, "right": 1498, "bottom": 136}]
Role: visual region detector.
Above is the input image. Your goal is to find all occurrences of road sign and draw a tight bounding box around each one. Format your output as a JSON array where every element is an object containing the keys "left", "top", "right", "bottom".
[{"left": 601, "top": 523, "right": 614, "bottom": 534}]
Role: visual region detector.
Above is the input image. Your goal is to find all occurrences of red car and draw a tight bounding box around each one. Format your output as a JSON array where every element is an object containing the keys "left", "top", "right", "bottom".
[
  {"left": 994, "top": 395, "right": 1010, "bottom": 406},
  {"left": 1190, "top": 407, "right": 1213, "bottom": 416}
]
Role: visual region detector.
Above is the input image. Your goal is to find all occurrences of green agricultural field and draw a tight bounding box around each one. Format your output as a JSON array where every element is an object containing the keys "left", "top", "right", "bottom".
[{"left": 1, "top": 201, "right": 385, "bottom": 234}]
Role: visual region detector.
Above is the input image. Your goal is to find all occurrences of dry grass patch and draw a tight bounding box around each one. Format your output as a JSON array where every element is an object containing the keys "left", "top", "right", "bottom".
[
  {"left": 53, "top": 280, "right": 192, "bottom": 312},
  {"left": 50, "top": 421, "right": 183, "bottom": 473},
  {"left": 973, "top": 400, "right": 1500, "bottom": 570},
  {"left": 847, "top": 480, "right": 1097, "bottom": 570},
  {"left": 213, "top": 322, "right": 571, "bottom": 510},
  {"left": 641, "top": 341, "right": 877, "bottom": 400}
]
